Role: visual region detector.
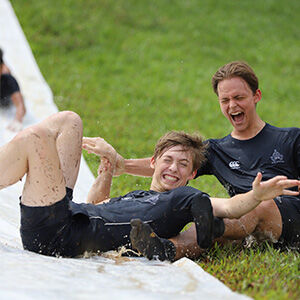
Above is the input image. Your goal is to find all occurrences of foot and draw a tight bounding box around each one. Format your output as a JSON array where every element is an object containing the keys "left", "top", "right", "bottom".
[
  {"left": 130, "top": 219, "right": 175, "bottom": 261},
  {"left": 191, "top": 195, "right": 214, "bottom": 249},
  {"left": 213, "top": 217, "right": 225, "bottom": 239}
]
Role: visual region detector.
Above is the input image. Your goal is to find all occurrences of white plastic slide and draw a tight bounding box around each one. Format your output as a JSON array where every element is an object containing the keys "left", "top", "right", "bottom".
[{"left": 0, "top": 0, "right": 250, "bottom": 299}]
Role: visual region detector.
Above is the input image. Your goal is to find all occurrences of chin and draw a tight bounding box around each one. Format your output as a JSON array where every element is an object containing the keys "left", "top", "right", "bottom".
[{"left": 163, "top": 184, "right": 177, "bottom": 191}]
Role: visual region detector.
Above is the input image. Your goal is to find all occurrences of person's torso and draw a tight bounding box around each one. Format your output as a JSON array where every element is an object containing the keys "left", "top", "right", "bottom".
[
  {"left": 197, "top": 124, "right": 300, "bottom": 196},
  {"left": 70, "top": 190, "right": 161, "bottom": 223}
]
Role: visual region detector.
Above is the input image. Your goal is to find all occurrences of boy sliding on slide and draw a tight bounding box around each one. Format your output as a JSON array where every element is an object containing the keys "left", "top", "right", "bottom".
[{"left": 0, "top": 111, "right": 299, "bottom": 258}]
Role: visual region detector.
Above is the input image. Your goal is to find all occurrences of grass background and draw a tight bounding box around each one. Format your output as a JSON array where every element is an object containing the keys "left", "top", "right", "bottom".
[{"left": 10, "top": 0, "right": 300, "bottom": 298}]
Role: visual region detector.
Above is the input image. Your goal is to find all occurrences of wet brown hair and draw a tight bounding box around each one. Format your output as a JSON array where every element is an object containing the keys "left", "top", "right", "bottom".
[
  {"left": 153, "top": 131, "right": 207, "bottom": 171},
  {"left": 212, "top": 61, "right": 259, "bottom": 95}
]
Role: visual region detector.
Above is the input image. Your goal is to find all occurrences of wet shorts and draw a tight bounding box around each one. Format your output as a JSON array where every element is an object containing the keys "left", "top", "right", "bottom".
[
  {"left": 20, "top": 186, "right": 206, "bottom": 257},
  {"left": 274, "top": 195, "right": 300, "bottom": 249},
  {"left": 20, "top": 188, "right": 98, "bottom": 257}
]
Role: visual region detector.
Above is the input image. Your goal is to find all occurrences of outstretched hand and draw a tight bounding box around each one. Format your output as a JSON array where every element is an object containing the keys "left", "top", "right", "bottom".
[
  {"left": 82, "top": 137, "right": 117, "bottom": 162},
  {"left": 82, "top": 137, "right": 125, "bottom": 177},
  {"left": 252, "top": 172, "right": 300, "bottom": 202}
]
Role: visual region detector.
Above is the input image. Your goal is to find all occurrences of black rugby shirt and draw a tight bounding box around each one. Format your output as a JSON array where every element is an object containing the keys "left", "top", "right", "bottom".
[{"left": 196, "top": 124, "right": 300, "bottom": 196}]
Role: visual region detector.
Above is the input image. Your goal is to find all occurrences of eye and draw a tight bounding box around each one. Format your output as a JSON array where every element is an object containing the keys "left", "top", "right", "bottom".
[
  {"left": 235, "top": 96, "right": 243, "bottom": 100},
  {"left": 220, "top": 98, "right": 229, "bottom": 103},
  {"left": 180, "top": 162, "right": 188, "bottom": 167}
]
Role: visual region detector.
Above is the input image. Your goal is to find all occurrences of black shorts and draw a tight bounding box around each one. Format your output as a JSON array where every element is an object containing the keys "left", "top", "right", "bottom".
[
  {"left": 20, "top": 186, "right": 206, "bottom": 257},
  {"left": 274, "top": 195, "right": 300, "bottom": 249},
  {"left": 20, "top": 188, "right": 94, "bottom": 257}
]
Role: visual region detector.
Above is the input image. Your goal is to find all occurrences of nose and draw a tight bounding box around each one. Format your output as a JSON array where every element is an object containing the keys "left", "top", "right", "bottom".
[
  {"left": 168, "top": 162, "right": 178, "bottom": 173},
  {"left": 228, "top": 98, "right": 237, "bottom": 109}
]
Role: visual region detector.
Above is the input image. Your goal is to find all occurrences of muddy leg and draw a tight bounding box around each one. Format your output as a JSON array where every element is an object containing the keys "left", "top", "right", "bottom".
[{"left": 0, "top": 111, "right": 83, "bottom": 207}]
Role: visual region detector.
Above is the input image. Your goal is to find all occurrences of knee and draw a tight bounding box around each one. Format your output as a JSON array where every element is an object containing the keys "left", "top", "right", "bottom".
[
  {"left": 53, "top": 111, "right": 83, "bottom": 137},
  {"left": 59, "top": 111, "right": 82, "bottom": 128},
  {"left": 255, "top": 200, "right": 280, "bottom": 222},
  {"left": 237, "top": 200, "right": 275, "bottom": 226},
  {"left": 255, "top": 200, "right": 276, "bottom": 216}
]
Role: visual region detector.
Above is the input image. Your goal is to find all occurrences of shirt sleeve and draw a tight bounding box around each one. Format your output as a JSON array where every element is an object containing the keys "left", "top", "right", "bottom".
[
  {"left": 195, "top": 141, "right": 213, "bottom": 178},
  {"left": 1, "top": 74, "right": 20, "bottom": 99}
]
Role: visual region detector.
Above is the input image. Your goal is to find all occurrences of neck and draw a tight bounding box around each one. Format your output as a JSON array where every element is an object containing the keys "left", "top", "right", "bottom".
[
  {"left": 149, "top": 181, "right": 161, "bottom": 192},
  {"left": 231, "top": 118, "right": 265, "bottom": 140}
]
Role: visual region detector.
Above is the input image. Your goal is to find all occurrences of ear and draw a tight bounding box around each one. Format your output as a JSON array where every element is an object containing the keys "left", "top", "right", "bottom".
[
  {"left": 150, "top": 156, "right": 155, "bottom": 169},
  {"left": 188, "top": 170, "right": 197, "bottom": 181},
  {"left": 254, "top": 89, "right": 262, "bottom": 104}
]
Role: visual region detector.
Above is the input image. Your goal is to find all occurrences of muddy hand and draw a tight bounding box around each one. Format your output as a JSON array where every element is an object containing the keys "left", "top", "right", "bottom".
[
  {"left": 252, "top": 172, "right": 300, "bottom": 202},
  {"left": 82, "top": 137, "right": 116, "bottom": 159}
]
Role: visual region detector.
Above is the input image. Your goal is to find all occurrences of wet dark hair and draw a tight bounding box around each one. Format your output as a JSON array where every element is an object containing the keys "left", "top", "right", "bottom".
[
  {"left": 153, "top": 131, "right": 207, "bottom": 171},
  {"left": 212, "top": 61, "right": 259, "bottom": 95}
]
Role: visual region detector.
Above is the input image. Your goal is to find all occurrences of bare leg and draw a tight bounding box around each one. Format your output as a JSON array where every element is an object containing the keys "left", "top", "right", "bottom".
[
  {"left": 0, "top": 111, "right": 82, "bottom": 207},
  {"left": 43, "top": 111, "right": 83, "bottom": 189},
  {"left": 170, "top": 199, "right": 282, "bottom": 260},
  {"left": 222, "top": 200, "right": 282, "bottom": 242},
  {"left": 169, "top": 224, "right": 202, "bottom": 260}
]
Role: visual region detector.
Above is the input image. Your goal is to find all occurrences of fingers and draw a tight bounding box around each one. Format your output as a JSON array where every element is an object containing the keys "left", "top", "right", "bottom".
[
  {"left": 265, "top": 175, "right": 288, "bottom": 185},
  {"left": 82, "top": 137, "right": 99, "bottom": 143},
  {"left": 272, "top": 179, "right": 300, "bottom": 198},
  {"left": 82, "top": 137, "right": 97, "bottom": 147},
  {"left": 257, "top": 175, "right": 288, "bottom": 190},
  {"left": 82, "top": 138, "right": 94, "bottom": 150},
  {"left": 282, "top": 189, "right": 300, "bottom": 196},
  {"left": 82, "top": 144, "right": 95, "bottom": 154},
  {"left": 252, "top": 173, "right": 300, "bottom": 202},
  {"left": 82, "top": 137, "right": 111, "bottom": 149},
  {"left": 252, "top": 172, "right": 262, "bottom": 188},
  {"left": 82, "top": 137, "right": 106, "bottom": 154},
  {"left": 276, "top": 179, "right": 300, "bottom": 189}
]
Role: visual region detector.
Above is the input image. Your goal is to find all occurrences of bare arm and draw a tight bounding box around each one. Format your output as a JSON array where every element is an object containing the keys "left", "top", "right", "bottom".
[
  {"left": 11, "top": 92, "right": 26, "bottom": 122},
  {"left": 86, "top": 158, "right": 115, "bottom": 204},
  {"left": 115, "top": 157, "right": 153, "bottom": 177},
  {"left": 7, "top": 91, "right": 26, "bottom": 132},
  {"left": 211, "top": 172, "right": 300, "bottom": 219},
  {"left": 82, "top": 137, "right": 117, "bottom": 204}
]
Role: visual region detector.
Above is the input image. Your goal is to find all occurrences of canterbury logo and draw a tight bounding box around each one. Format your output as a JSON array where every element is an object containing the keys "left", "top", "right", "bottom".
[{"left": 229, "top": 161, "right": 240, "bottom": 169}]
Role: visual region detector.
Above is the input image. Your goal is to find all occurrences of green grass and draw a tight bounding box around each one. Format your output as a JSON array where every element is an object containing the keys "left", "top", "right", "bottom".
[
  {"left": 10, "top": 0, "right": 300, "bottom": 298},
  {"left": 200, "top": 243, "right": 300, "bottom": 299}
]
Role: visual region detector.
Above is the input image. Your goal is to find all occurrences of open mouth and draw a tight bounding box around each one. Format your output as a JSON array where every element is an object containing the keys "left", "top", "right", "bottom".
[
  {"left": 163, "top": 174, "right": 178, "bottom": 183},
  {"left": 230, "top": 112, "right": 244, "bottom": 123}
]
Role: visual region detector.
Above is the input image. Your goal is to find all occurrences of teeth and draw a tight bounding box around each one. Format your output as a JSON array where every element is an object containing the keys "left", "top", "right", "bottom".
[
  {"left": 231, "top": 112, "right": 241, "bottom": 116},
  {"left": 164, "top": 175, "right": 177, "bottom": 182}
]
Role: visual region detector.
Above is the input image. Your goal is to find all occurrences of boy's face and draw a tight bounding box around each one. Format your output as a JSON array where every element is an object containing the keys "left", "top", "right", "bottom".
[
  {"left": 217, "top": 77, "right": 261, "bottom": 136},
  {"left": 150, "top": 145, "right": 196, "bottom": 192}
]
